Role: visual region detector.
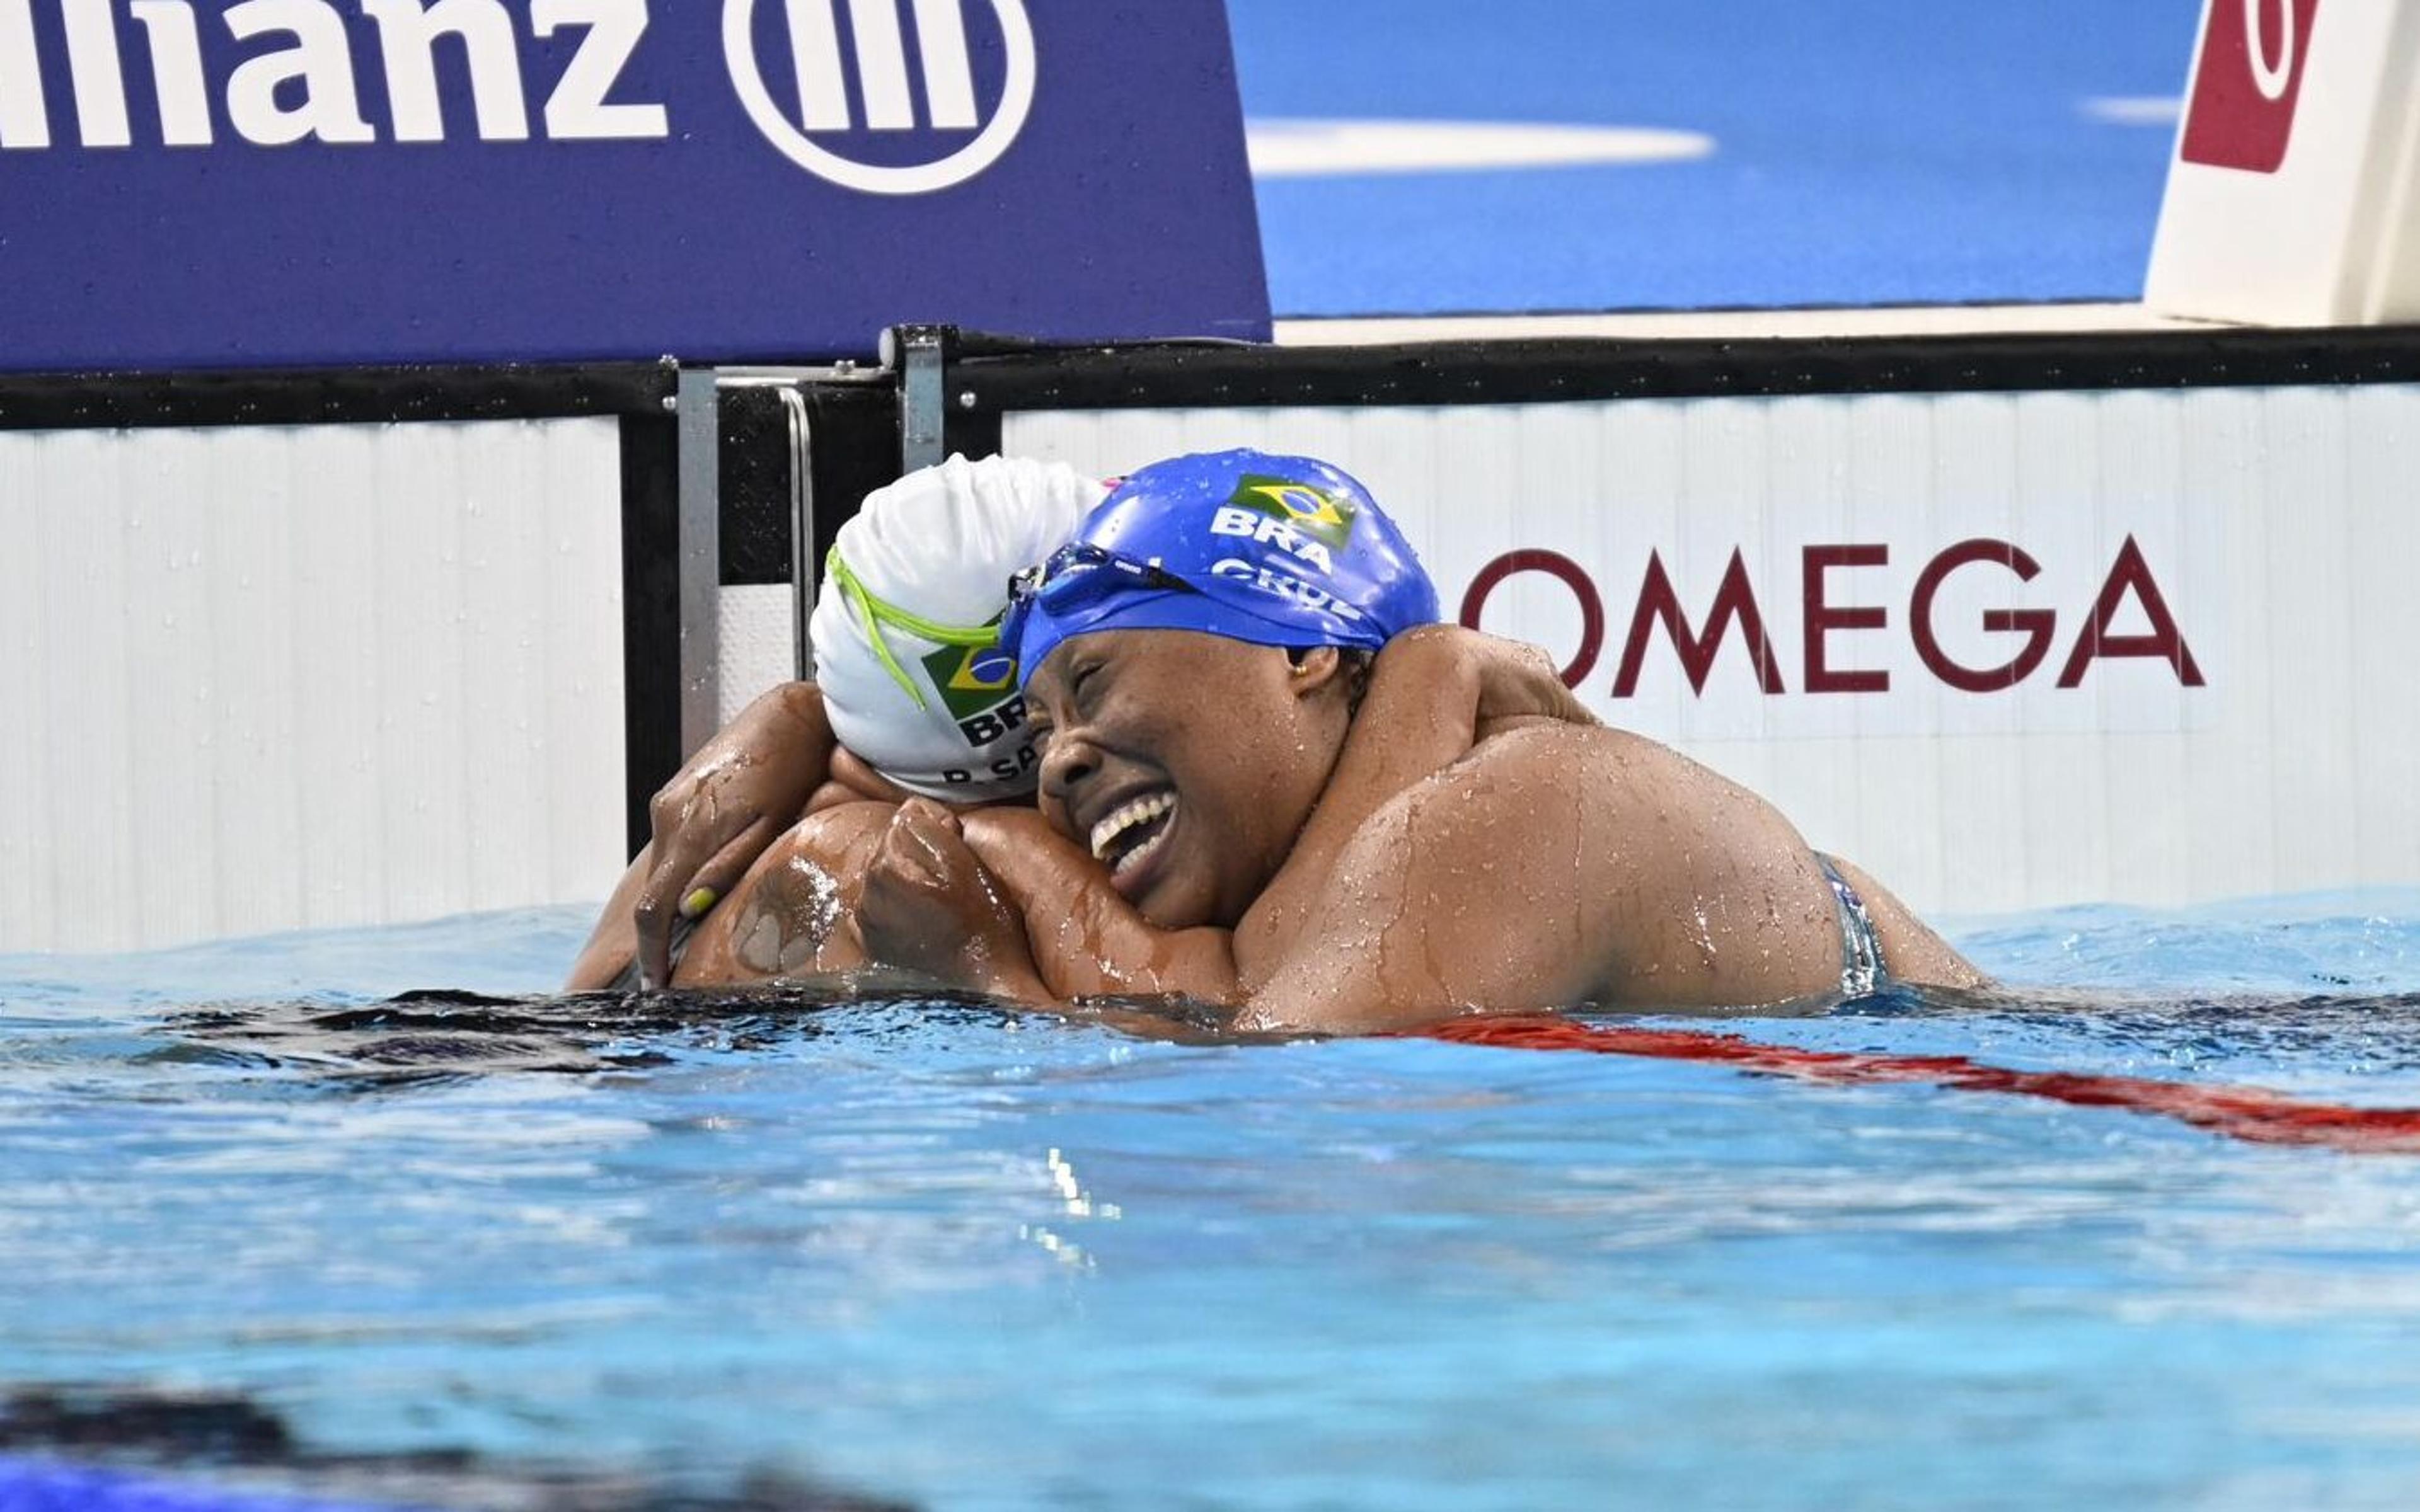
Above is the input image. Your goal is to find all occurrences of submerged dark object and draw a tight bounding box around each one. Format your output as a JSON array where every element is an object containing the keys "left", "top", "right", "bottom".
[{"left": 0, "top": 1386, "right": 913, "bottom": 1511}]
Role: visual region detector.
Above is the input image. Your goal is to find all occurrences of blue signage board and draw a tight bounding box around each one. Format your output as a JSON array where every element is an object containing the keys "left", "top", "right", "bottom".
[{"left": 0, "top": 0, "right": 1270, "bottom": 369}]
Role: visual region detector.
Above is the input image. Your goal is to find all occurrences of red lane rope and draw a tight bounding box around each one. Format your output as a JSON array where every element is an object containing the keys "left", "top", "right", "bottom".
[{"left": 1410, "top": 1014, "right": 2420, "bottom": 1155}]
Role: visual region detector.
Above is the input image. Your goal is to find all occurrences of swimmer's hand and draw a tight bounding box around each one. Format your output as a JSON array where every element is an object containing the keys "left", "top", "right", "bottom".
[
  {"left": 957, "top": 810, "right": 1243, "bottom": 1002},
  {"left": 1437, "top": 626, "right": 1599, "bottom": 733},
  {"left": 631, "top": 682, "right": 836, "bottom": 988},
  {"left": 859, "top": 799, "right": 1051, "bottom": 1002}
]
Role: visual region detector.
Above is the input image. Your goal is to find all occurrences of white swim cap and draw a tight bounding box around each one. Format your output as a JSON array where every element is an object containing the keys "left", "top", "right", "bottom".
[{"left": 812, "top": 454, "right": 1107, "bottom": 802}]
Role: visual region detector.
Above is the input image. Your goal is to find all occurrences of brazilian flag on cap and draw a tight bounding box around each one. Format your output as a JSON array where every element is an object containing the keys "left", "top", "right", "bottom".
[
  {"left": 1228, "top": 474, "right": 1359, "bottom": 551},
  {"left": 921, "top": 635, "right": 1021, "bottom": 721}
]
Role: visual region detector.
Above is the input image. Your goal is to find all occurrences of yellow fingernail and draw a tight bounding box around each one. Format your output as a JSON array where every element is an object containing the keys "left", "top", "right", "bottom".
[{"left": 681, "top": 887, "right": 718, "bottom": 918}]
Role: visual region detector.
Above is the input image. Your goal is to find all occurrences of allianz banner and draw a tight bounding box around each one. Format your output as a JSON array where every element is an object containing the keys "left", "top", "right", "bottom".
[{"left": 0, "top": 0, "right": 1270, "bottom": 369}]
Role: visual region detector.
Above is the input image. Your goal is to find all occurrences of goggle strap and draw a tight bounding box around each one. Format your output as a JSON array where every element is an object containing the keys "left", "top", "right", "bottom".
[{"left": 825, "top": 546, "right": 1010, "bottom": 712}]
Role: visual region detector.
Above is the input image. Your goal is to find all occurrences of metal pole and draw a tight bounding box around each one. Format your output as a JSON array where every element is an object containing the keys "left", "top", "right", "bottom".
[
  {"left": 780, "top": 385, "right": 816, "bottom": 682},
  {"left": 674, "top": 365, "right": 721, "bottom": 755}
]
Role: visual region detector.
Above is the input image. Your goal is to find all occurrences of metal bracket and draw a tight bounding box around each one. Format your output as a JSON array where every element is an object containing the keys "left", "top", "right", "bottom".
[{"left": 884, "top": 324, "right": 955, "bottom": 474}]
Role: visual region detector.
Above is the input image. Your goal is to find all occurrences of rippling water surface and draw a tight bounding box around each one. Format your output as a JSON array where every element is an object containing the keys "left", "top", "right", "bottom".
[{"left": 4, "top": 895, "right": 2420, "bottom": 1510}]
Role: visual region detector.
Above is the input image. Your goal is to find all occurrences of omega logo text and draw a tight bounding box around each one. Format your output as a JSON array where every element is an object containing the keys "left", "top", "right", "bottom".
[{"left": 1460, "top": 536, "right": 2206, "bottom": 699}]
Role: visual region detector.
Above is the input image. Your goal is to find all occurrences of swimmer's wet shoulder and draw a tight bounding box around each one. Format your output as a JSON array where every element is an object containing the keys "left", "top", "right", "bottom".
[{"left": 1236, "top": 721, "right": 1981, "bottom": 1033}]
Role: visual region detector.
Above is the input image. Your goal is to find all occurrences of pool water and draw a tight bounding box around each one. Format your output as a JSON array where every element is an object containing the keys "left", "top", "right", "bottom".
[{"left": 5, "top": 895, "right": 2420, "bottom": 1510}]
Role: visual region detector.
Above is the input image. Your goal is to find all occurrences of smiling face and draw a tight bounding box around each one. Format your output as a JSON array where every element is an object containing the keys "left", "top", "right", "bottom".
[{"left": 1025, "top": 629, "right": 1359, "bottom": 930}]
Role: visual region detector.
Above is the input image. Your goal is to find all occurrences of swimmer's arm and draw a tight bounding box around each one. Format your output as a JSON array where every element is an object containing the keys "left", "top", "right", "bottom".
[
  {"left": 567, "top": 681, "right": 839, "bottom": 990},
  {"left": 1233, "top": 626, "right": 1594, "bottom": 985},
  {"left": 567, "top": 842, "right": 663, "bottom": 990},
  {"left": 956, "top": 810, "right": 1242, "bottom": 1002},
  {"left": 1241, "top": 730, "right": 1615, "bottom": 1034}
]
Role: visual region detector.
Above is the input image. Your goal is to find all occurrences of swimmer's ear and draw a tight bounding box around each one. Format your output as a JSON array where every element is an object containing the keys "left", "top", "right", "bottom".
[
  {"left": 1282, "top": 646, "right": 1365, "bottom": 704},
  {"left": 1284, "top": 645, "right": 1334, "bottom": 677}
]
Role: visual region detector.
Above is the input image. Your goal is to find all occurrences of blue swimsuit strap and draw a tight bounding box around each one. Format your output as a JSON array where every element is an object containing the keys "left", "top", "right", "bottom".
[{"left": 1815, "top": 853, "right": 1885, "bottom": 999}]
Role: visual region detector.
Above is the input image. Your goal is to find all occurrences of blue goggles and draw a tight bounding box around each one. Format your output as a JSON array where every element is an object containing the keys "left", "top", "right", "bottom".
[{"left": 1000, "top": 541, "right": 1201, "bottom": 675}]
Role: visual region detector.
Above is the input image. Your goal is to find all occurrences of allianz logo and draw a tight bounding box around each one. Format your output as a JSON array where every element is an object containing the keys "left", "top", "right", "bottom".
[{"left": 0, "top": 0, "right": 1035, "bottom": 193}]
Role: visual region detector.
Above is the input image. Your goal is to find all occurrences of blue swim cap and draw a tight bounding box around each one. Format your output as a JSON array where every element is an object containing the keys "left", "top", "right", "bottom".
[{"left": 1003, "top": 449, "right": 1439, "bottom": 685}]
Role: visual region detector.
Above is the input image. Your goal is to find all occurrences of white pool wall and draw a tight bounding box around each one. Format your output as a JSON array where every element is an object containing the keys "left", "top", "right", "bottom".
[{"left": 0, "top": 418, "right": 629, "bottom": 953}]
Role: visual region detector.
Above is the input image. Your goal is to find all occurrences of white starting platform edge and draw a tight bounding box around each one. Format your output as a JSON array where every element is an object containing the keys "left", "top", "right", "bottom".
[{"left": 2147, "top": 0, "right": 2420, "bottom": 324}]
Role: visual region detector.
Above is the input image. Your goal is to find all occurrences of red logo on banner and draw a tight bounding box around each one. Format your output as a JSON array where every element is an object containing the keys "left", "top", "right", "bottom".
[{"left": 2180, "top": 0, "right": 2323, "bottom": 173}]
